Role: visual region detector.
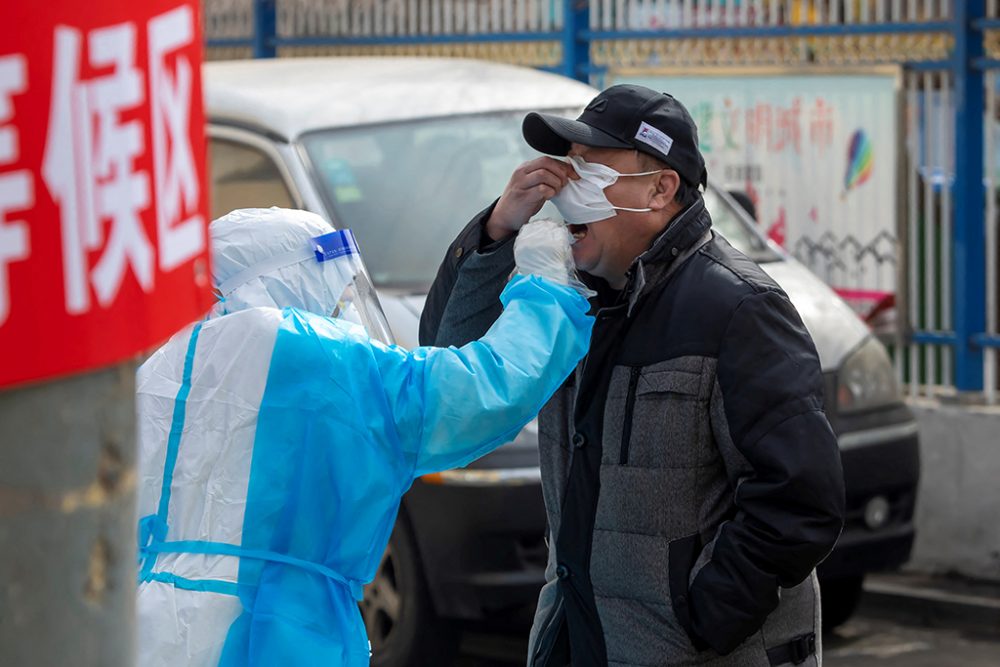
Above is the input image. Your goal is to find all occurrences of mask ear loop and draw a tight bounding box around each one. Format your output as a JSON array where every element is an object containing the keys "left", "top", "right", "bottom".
[
  {"left": 610, "top": 205, "right": 655, "bottom": 212},
  {"left": 613, "top": 159, "right": 667, "bottom": 212},
  {"left": 624, "top": 149, "right": 670, "bottom": 178},
  {"left": 620, "top": 150, "right": 665, "bottom": 178},
  {"left": 609, "top": 163, "right": 664, "bottom": 212},
  {"left": 619, "top": 169, "right": 664, "bottom": 177}
]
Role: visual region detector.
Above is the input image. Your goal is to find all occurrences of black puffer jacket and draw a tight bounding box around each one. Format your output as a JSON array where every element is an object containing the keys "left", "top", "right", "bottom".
[{"left": 420, "top": 197, "right": 845, "bottom": 667}]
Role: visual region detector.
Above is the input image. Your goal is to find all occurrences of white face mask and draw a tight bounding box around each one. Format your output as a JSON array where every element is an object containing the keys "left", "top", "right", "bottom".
[{"left": 550, "top": 155, "right": 661, "bottom": 225}]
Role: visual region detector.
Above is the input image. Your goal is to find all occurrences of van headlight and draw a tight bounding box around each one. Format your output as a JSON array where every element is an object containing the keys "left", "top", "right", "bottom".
[{"left": 836, "top": 337, "right": 901, "bottom": 413}]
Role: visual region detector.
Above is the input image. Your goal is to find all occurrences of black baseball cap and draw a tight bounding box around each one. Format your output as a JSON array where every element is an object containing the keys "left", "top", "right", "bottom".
[{"left": 522, "top": 84, "right": 707, "bottom": 188}]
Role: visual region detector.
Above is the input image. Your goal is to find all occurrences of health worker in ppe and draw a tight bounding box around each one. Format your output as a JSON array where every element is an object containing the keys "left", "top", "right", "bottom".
[{"left": 135, "top": 207, "right": 594, "bottom": 667}]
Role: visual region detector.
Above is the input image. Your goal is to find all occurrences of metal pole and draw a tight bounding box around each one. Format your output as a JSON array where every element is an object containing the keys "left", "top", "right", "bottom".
[
  {"left": 942, "top": 70, "right": 954, "bottom": 387},
  {"left": 0, "top": 364, "right": 137, "bottom": 666},
  {"left": 923, "top": 70, "right": 937, "bottom": 393},
  {"left": 907, "top": 70, "right": 921, "bottom": 397},
  {"left": 253, "top": 0, "right": 277, "bottom": 58},
  {"left": 986, "top": 70, "right": 998, "bottom": 403},
  {"left": 952, "top": 0, "right": 987, "bottom": 392},
  {"left": 562, "top": 0, "right": 591, "bottom": 83}
]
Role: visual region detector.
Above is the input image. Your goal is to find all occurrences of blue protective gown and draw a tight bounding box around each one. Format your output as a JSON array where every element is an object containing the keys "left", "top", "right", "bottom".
[{"left": 136, "top": 274, "right": 593, "bottom": 666}]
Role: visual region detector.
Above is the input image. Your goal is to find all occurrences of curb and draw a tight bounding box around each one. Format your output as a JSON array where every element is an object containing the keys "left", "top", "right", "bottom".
[{"left": 860, "top": 576, "right": 1000, "bottom": 636}]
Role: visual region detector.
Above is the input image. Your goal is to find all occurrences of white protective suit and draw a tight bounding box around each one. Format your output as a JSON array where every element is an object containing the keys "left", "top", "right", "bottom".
[{"left": 135, "top": 209, "right": 593, "bottom": 666}]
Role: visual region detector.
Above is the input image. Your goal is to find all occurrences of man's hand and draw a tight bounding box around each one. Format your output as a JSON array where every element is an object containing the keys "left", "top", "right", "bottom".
[{"left": 485, "top": 157, "right": 578, "bottom": 242}]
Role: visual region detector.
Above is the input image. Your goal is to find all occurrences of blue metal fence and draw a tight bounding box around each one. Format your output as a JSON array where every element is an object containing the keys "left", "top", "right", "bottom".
[
  {"left": 951, "top": 1, "right": 987, "bottom": 393},
  {"left": 203, "top": 0, "right": 1000, "bottom": 401}
]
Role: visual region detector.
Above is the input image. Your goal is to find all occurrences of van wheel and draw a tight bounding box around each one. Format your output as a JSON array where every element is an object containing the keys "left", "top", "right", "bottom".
[
  {"left": 362, "top": 513, "right": 460, "bottom": 667},
  {"left": 820, "top": 575, "right": 865, "bottom": 630}
]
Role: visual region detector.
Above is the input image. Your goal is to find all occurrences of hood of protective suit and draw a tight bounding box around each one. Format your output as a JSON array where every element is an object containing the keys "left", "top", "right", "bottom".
[{"left": 211, "top": 207, "right": 349, "bottom": 317}]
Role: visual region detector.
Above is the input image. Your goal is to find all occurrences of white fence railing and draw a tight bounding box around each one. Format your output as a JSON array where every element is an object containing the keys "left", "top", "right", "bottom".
[
  {"left": 276, "top": 0, "right": 563, "bottom": 37},
  {"left": 203, "top": 1, "right": 956, "bottom": 42},
  {"left": 986, "top": 70, "right": 999, "bottom": 403},
  {"left": 903, "top": 69, "right": 954, "bottom": 398},
  {"left": 591, "top": 0, "right": 952, "bottom": 31},
  {"left": 204, "top": 0, "right": 254, "bottom": 39}
]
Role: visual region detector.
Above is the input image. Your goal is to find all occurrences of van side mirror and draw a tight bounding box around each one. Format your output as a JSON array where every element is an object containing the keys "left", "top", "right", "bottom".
[{"left": 727, "top": 190, "right": 757, "bottom": 222}]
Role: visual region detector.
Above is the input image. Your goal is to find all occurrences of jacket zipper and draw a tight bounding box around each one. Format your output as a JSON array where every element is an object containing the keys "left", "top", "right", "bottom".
[{"left": 618, "top": 366, "right": 641, "bottom": 465}]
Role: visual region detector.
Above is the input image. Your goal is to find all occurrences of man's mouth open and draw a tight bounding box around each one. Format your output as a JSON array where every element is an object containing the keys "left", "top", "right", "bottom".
[{"left": 568, "top": 223, "right": 588, "bottom": 243}]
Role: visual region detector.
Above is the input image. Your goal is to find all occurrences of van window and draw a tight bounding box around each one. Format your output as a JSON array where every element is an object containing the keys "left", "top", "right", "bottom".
[
  {"left": 301, "top": 110, "right": 574, "bottom": 288},
  {"left": 209, "top": 139, "right": 295, "bottom": 220},
  {"left": 703, "top": 188, "right": 779, "bottom": 263}
]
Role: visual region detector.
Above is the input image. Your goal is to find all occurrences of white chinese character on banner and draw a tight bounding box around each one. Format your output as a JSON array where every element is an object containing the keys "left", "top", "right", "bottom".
[
  {"left": 42, "top": 22, "right": 153, "bottom": 315},
  {"left": 0, "top": 54, "right": 31, "bottom": 326},
  {"left": 149, "top": 4, "right": 204, "bottom": 271}
]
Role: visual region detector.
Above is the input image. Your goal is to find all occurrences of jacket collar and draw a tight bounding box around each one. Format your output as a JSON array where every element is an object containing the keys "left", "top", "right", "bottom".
[
  {"left": 635, "top": 196, "right": 710, "bottom": 270},
  {"left": 621, "top": 196, "right": 712, "bottom": 312},
  {"left": 580, "top": 196, "right": 713, "bottom": 313}
]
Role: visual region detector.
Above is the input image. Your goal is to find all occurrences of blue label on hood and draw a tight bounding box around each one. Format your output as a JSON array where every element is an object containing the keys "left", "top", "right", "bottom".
[{"left": 313, "top": 230, "right": 360, "bottom": 262}]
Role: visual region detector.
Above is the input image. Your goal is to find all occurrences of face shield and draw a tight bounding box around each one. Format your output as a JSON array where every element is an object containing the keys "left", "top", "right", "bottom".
[
  {"left": 312, "top": 230, "right": 395, "bottom": 345},
  {"left": 214, "top": 223, "right": 394, "bottom": 346}
]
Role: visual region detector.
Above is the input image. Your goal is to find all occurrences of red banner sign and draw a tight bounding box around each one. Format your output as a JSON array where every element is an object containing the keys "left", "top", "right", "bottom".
[{"left": 0, "top": 0, "right": 213, "bottom": 388}]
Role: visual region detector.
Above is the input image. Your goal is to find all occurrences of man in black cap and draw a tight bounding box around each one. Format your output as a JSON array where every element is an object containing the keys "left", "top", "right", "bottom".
[{"left": 420, "top": 84, "right": 844, "bottom": 667}]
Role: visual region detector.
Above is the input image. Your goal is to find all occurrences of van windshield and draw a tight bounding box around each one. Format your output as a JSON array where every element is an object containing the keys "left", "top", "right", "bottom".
[{"left": 302, "top": 111, "right": 779, "bottom": 288}]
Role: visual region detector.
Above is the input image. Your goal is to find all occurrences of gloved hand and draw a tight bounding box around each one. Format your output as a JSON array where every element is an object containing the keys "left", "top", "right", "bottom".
[
  {"left": 485, "top": 157, "right": 577, "bottom": 242},
  {"left": 514, "top": 219, "right": 595, "bottom": 298}
]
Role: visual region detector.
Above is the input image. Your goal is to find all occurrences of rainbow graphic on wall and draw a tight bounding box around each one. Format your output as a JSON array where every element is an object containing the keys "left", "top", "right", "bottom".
[{"left": 843, "top": 129, "right": 874, "bottom": 196}]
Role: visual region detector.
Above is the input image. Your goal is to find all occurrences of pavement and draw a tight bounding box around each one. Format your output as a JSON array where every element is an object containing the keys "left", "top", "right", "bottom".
[
  {"left": 455, "top": 572, "right": 1000, "bottom": 666},
  {"left": 823, "top": 572, "right": 1000, "bottom": 666},
  {"left": 861, "top": 571, "right": 1000, "bottom": 635},
  {"left": 824, "top": 614, "right": 1000, "bottom": 666}
]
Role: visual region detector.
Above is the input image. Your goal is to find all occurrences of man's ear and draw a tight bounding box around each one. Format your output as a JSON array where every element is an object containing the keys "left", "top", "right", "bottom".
[{"left": 648, "top": 169, "right": 680, "bottom": 211}]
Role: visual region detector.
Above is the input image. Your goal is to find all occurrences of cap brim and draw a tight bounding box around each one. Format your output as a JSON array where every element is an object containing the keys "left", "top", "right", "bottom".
[{"left": 522, "top": 112, "right": 633, "bottom": 156}]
